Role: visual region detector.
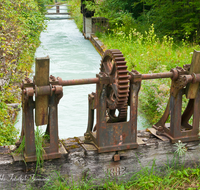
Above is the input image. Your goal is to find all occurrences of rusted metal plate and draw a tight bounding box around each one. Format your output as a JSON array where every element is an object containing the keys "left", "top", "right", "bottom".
[
  {"left": 13, "top": 143, "right": 66, "bottom": 162},
  {"left": 186, "top": 50, "right": 200, "bottom": 99},
  {"left": 59, "top": 143, "right": 68, "bottom": 154},
  {"left": 35, "top": 57, "right": 49, "bottom": 126},
  {"left": 79, "top": 136, "right": 98, "bottom": 151},
  {"left": 147, "top": 128, "right": 170, "bottom": 142},
  {"left": 12, "top": 153, "right": 23, "bottom": 162},
  {"left": 81, "top": 143, "right": 98, "bottom": 151},
  {"left": 79, "top": 136, "right": 85, "bottom": 143},
  {"left": 24, "top": 152, "right": 61, "bottom": 162}
]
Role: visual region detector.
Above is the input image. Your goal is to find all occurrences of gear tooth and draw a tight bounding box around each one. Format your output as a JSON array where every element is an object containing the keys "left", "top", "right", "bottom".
[
  {"left": 119, "top": 80, "right": 129, "bottom": 84},
  {"left": 118, "top": 90, "right": 129, "bottom": 93},
  {"left": 116, "top": 61, "right": 127, "bottom": 64},
  {"left": 118, "top": 85, "right": 129, "bottom": 89},
  {"left": 116, "top": 65, "right": 127, "bottom": 69},
  {"left": 113, "top": 53, "right": 124, "bottom": 57},
  {"left": 115, "top": 57, "right": 125, "bottom": 61},
  {"left": 118, "top": 70, "right": 128, "bottom": 73}
]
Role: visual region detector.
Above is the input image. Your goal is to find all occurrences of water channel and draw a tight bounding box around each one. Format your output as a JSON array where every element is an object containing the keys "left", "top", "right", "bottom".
[{"left": 15, "top": 4, "right": 145, "bottom": 139}]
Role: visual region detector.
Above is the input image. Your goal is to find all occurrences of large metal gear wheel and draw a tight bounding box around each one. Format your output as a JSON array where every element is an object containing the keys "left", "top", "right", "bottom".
[{"left": 100, "top": 49, "right": 129, "bottom": 122}]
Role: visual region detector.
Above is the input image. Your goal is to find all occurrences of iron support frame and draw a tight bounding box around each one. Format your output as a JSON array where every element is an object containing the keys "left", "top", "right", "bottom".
[
  {"left": 84, "top": 73, "right": 140, "bottom": 153},
  {"left": 21, "top": 84, "right": 63, "bottom": 162},
  {"left": 153, "top": 51, "right": 200, "bottom": 143},
  {"left": 20, "top": 57, "right": 63, "bottom": 162}
]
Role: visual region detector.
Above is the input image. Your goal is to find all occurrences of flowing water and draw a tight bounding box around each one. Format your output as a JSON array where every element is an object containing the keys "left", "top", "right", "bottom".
[{"left": 15, "top": 4, "right": 145, "bottom": 139}]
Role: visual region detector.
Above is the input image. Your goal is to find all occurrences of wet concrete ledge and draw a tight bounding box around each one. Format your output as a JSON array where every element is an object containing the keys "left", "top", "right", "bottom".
[
  {"left": 0, "top": 130, "right": 199, "bottom": 189},
  {"left": 90, "top": 34, "right": 105, "bottom": 56}
]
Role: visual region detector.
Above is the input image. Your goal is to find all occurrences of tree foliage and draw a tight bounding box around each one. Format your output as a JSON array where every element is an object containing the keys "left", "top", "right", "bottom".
[
  {"left": 85, "top": 0, "right": 200, "bottom": 42},
  {"left": 142, "top": 0, "right": 200, "bottom": 42}
]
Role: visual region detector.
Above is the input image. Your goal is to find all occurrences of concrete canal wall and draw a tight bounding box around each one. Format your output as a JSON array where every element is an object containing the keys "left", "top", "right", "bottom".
[{"left": 0, "top": 130, "right": 199, "bottom": 189}]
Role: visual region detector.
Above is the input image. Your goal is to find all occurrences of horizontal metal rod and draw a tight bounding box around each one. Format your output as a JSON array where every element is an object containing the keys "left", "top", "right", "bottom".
[
  {"left": 45, "top": 17, "right": 73, "bottom": 20},
  {"left": 60, "top": 78, "right": 99, "bottom": 86},
  {"left": 47, "top": 8, "right": 68, "bottom": 10},
  {"left": 46, "top": 13, "right": 70, "bottom": 15},
  {"left": 57, "top": 72, "right": 200, "bottom": 87},
  {"left": 59, "top": 72, "right": 174, "bottom": 86},
  {"left": 47, "top": 9, "right": 68, "bottom": 10},
  {"left": 45, "top": 4, "right": 71, "bottom": 7},
  {"left": 142, "top": 72, "right": 173, "bottom": 80}
]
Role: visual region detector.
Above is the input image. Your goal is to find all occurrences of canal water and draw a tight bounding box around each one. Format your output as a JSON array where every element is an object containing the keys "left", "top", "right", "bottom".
[{"left": 15, "top": 4, "right": 145, "bottom": 139}]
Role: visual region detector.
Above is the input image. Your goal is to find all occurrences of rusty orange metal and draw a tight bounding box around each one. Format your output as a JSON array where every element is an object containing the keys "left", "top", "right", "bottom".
[
  {"left": 186, "top": 50, "right": 200, "bottom": 99},
  {"left": 20, "top": 49, "right": 200, "bottom": 162},
  {"left": 153, "top": 55, "right": 200, "bottom": 143}
]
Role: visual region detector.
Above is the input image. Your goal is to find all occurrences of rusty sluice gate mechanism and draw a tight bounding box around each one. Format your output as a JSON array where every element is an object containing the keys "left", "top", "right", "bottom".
[{"left": 20, "top": 49, "right": 200, "bottom": 162}]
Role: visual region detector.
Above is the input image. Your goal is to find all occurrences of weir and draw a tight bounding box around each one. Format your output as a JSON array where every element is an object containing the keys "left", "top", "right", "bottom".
[{"left": 45, "top": 3, "right": 72, "bottom": 20}]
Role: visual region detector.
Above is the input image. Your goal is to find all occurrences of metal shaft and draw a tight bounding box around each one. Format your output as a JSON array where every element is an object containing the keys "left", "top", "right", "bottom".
[
  {"left": 58, "top": 72, "right": 200, "bottom": 87},
  {"left": 60, "top": 78, "right": 99, "bottom": 86},
  {"left": 142, "top": 72, "right": 173, "bottom": 80}
]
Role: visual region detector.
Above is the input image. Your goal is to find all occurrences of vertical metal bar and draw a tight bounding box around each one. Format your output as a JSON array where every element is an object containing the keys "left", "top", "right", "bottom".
[
  {"left": 24, "top": 96, "right": 35, "bottom": 157},
  {"left": 170, "top": 90, "right": 183, "bottom": 138},
  {"left": 20, "top": 100, "right": 25, "bottom": 142},
  {"left": 186, "top": 50, "right": 200, "bottom": 99},
  {"left": 96, "top": 79, "right": 107, "bottom": 148},
  {"left": 35, "top": 57, "right": 49, "bottom": 126},
  {"left": 154, "top": 99, "right": 170, "bottom": 128},
  {"left": 129, "top": 80, "right": 140, "bottom": 145},
  {"left": 56, "top": 5, "right": 59, "bottom": 13},
  {"left": 86, "top": 94, "right": 94, "bottom": 133},
  {"left": 181, "top": 99, "right": 194, "bottom": 129},
  {"left": 48, "top": 92, "right": 59, "bottom": 153},
  {"left": 192, "top": 88, "right": 200, "bottom": 135}
]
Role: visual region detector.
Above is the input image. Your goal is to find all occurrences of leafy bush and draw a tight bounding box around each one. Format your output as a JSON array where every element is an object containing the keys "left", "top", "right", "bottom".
[
  {"left": 67, "top": 0, "right": 83, "bottom": 32},
  {"left": 142, "top": 0, "right": 200, "bottom": 42},
  {"left": 84, "top": 0, "right": 200, "bottom": 42},
  {"left": 0, "top": 0, "right": 47, "bottom": 145}
]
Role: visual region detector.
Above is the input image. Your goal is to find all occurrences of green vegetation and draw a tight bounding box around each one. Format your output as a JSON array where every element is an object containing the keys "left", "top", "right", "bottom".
[
  {"left": 68, "top": 0, "right": 200, "bottom": 124},
  {"left": 97, "top": 25, "right": 199, "bottom": 124},
  {"left": 17, "top": 140, "right": 200, "bottom": 189},
  {"left": 29, "top": 158, "right": 200, "bottom": 189},
  {"left": 17, "top": 141, "right": 199, "bottom": 189},
  {"left": 0, "top": 1, "right": 199, "bottom": 189},
  {"left": 14, "top": 126, "right": 47, "bottom": 172},
  {"left": 68, "top": 0, "right": 83, "bottom": 32},
  {"left": 84, "top": 0, "right": 200, "bottom": 42},
  {"left": 0, "top": 0, "right": 53, "bottom": 145},
  {"left": 14, "top": 136, "right": 25, "bottom": 156},
  {"left": 35, "top": 126, "right": 46, "bottom": 173}
]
